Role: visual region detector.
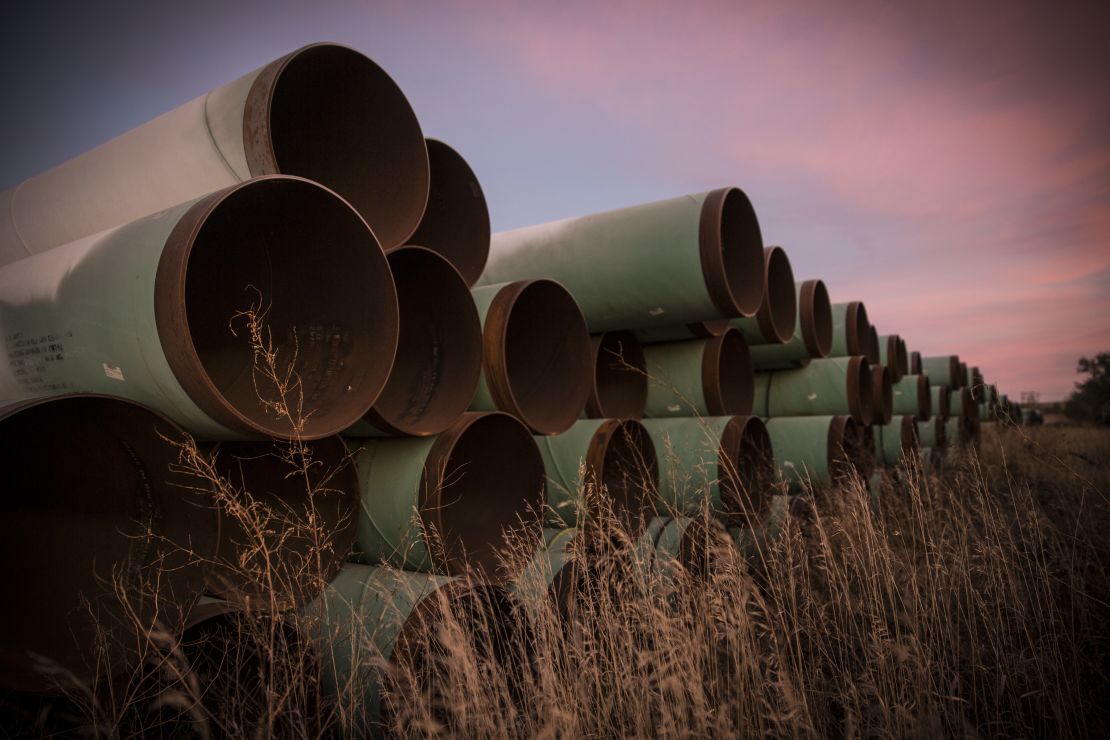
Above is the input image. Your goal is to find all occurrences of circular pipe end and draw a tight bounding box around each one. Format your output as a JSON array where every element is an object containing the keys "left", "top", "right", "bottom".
[
  {"left": 585, "top": 420, "right": 658, "bottom": 536},
  {"left": 718, "top": 416, "right": 775, "bottom": 527},
  {"left": 585, "top": 332, "right": 648, "bottom": 419},
  {"left": 847, "top": 356, "right": 875, "bottom": 426},
  {"left": 702, "top": 328, "right": 754, "bottom": 416},
  {"left": 363, "top": 247, "right": 482, "bottom": 436},
  {"left": 483, "top": 280, "right": 593, "bottom": 435},
  {"left": 917, "top": 375, "right": 932, "bottom": 421},
  {"left": 157, "top": 176, "right": 400, "bottom": 441},
  {"left": 756, "top": 246, "right": 797, "bottom": 344},
  {"left": 866, "top": 326, "right": 881, "bottom": 365},
  {"left": 949, "top": 356, "right": 962, "bottom": 387},
  {"left": 884, "top": 335, "right": 905, "bottom": 382},
  {"left": 800, "top": 279, "right": 833, "bottom": 358},
  {"left": 698, "top": 187, "right": 765, "bottom": 318},
  {"left": 406, "top": 139, "right": 491, "bottom": 286},
  {"left": 897, "top": 338, "right": 910, "bottom": 378},
  {"left": 910, "top": 350, "right": 922, "bottom": 375},
  {"left": 872, "top": 365, "right": 894, "bottom": 426}
]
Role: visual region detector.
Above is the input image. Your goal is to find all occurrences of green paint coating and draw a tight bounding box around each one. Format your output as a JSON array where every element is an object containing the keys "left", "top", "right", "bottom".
[
  {"left": 512, "top": 528, "right": 578, "bottom": 608},
  {"left": 875, "top": 416, "right": 913, "bottom": 467},
  {"left": 765, "top": 415, "right": 840, "bottom": 489},
  {"left": 829, "top": 303, "right": 864, "bottom": 357},
  {"left": 931, "top": 385, "right": 950, "bottom": 420},
  {"left": 468, "top": 282, "right": 505, "bottom": 413},
  {"left": 746, "top": 280, "right": 813, "bottom": 368},
  {"left": 891, "top": 375, "right": 923, "bottom": 417},
  {"left": 753, "top": 357, "right": 858, "bottom": 419},
  {"left": 917, "top": 419, "right": 942, "bottom": 449},
  {"left": 641, "top": 417, "right": 733, "bottom": 517},
  {"left": 643, "top": 339, "right": 714, "bottom": 417}
]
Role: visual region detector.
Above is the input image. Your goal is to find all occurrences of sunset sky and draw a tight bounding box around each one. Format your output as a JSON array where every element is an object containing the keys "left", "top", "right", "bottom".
[{"left": 2, "top": 0, "right": 1107, "bottom": 401}]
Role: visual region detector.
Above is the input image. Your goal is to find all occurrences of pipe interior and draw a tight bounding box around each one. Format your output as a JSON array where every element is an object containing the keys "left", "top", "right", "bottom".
[
  {"left": 897, "top": 339, "right": 909, "bottom": 377},
  {"left": 849, "top": 302, "right": 870, "bottom": 356},
  {"left": 764, "top": 248, "right": 798, "bottom": 343},
  {"left": 599, "top": 421, "right": 658, "bottom": 535},
  {"left": 866, "top": 326, "right": 881, "bottom": 365},
  {"left": 269, "top": 44, "right": 429, "bottom": 249},
  {"left": 712, "top": 330, "right": 754, "bottom": 415},
  {"left": 591, "top": 331, "right": 647, "bottom": 418},
  {"left": 427, "top": 414, "right": 545, "bottom": 580},
  {"left": 185, "top": 178, "right": 396, "bottom": 438},
  {"left": 853, "top": 358, "right": 875, "bottom": 426},
  {"left": 370, "top": 248, "right": 481, "bottom": 434},
  {"left": 807, "top": 280, "right": 834, "bottom": 357},
  {"left": 406, "top": 140, "right": 490, "bottom": 286},
  {"left": 875, "top": 367, "right": 894, "bottom": 425},
  {"left": 718, "top": 189, "right": 766, "bottom": 317},
  {"left": 828, "top": 416, "right": 857, "bottom": 480},
  {"left": 504, "top": 281, "right": 592, "bottom": 433},
  {"left": 720, "top": 419, "right": 775, "bottom": 526}
]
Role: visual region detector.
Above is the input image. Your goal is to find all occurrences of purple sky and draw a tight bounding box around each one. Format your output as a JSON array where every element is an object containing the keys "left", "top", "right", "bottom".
[{"left": 2, "top": 0, "right": 1107, "bottom": 400}]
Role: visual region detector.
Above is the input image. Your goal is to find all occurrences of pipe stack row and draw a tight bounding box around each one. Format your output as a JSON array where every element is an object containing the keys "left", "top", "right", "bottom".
[{"left": 0, "top": 40, "right": 1025, "bottom": 730}]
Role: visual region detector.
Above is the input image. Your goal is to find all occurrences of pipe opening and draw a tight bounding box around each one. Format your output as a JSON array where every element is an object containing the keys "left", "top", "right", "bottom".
[
  {"left": 896, "top": 338, "right": 909, "bottom": 378},
  {"left": 866, "top": 326, "right": 881, "bottom": 365},
  {"left": 207, "top": 436, "right": 358, "bottom": 608},
  {"left": 844, "top": 302, "right": 870, "bottom": 356},
  {"left": 406, "top": 139, "right": 490, "bottom": 287},
  {"left": 719, "top": 417, "right": 775, "bottom": 527},
  {"left": 586, "top": 331, "right": 647, "bottom": 419},
  {"left": 910, "top": 351, "right": 922, "bottom": 375},
  {"left": 166, "top": 177, "right": 398, "bottom": 440},
  {"left": 591, "top": 420, "right": 658, "bottom": 536},
  {"left": 847, "top": 356, "right": 874, "bottom": 425},
  {"left": 828, "top": 416, "right": 862, "bottom": 481},
  {"left": 703, "top": 329, "right": 754, "bottom": 416},
  {"left": 701, "top": 188, "right": 765, "bottom": 318},
  {"left": 884, "top": 335, "right": 904, "bottom": 382},
  {"left": 421, "top": 413, "right": 546, "bottom": 582},
  {"left": 265, "top": 44, "right": 429, "bottom": 249},
  {"left": 364, "top": 247, "right": 481, "bottom": 435},
  {"left": 759, "top": 247, "right": 797, "bottom": 344},
  {"left": 873, "top": 365, "right": 893, "bottom": 426},
  {"left": 800, "top": 279, "right": 833, "bottom": 358}
]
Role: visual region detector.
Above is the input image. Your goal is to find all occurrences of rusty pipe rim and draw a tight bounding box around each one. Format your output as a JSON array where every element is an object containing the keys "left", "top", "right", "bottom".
[
  {"left": 899, "top": 415, "right": 920, "bottom": 455},
  {"left": 962, "top": 388, "right": 980, "bottom": 419},
  {"left": 934, "top": 417, "right": 948, "bottom": 449},
  {"left": 585, "top": 331, "right": 647, "bottom": 419},
  {"left": 910, "top": 351, "right": 922, "bottom": 375},
  {"left": 949, "top": 357, "right": 963, "bottom": 387},
  {"left": 0, "top": 394, "right": 217, "bottom": 693},
  {"left": 405, "top": 139, "right": 490, "bottom": 286},
  {"left": 690, "top": 319, "right": 732, "bottom": 337},
  {"left": 156, "top": 175, "right": 399, "bottom": 441},
  {"left": 866, "top": 326, "right": 881, "bottom": 365},
  {"left": 842, "top": 301, "right": 870, "bottom": 356},
  {"left": 756, "top": 246, "right": 797, "bottom": 344},
  {"left": 698, "top": 187, "right": 765, "bottom": 319},
  {"left": 846, "top": 356, "right": 874, "bottom": 426},
  {"left": 897, "top": 338, "right": 910, "bottom": 378},
  {"left": 583, "top": 419, "right": 658, "bottom": 537},
  {"left": 958, "top": 361, "right": 968, "bottom": 389},
  {"left": 871, "top": 365, "right": 894, "bottom": 426},
  {"left": 917, "top": 375, "right": 932, "bottom": 421},
  {"left": 884, "top": 335, "right": 904, "bottom": 382},
  {"left": 800, "top": 279, "right": 833, "bottom": 358},
  {"left": 482, "top": 280, "right": 593, "bottom": 435},
  {"left": 702, "top": 328, "right": 754, "bottom": 416},
  {"left": 420, "top": 412, "right": 546, "bottom": 582},
  {"left": 718, "top": 416, "right": 775, "bottom": 527},
  {"left": 362, "top": 247, "right": 482, "bottom": 436},
  {"left": 244, "top": 42, "right": 429, "bottom": 250},
  {"left": 938, "top": 386, "right": 951, "bottom": 420}
]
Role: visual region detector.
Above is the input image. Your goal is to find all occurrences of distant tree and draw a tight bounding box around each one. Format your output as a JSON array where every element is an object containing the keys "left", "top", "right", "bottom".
[{"left": 1065, "top": 352, "right": 1110, "bottom": 424}]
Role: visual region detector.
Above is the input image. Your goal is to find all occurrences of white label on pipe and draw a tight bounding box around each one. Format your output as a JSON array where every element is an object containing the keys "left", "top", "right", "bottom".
[
  {"left": 102, "top": 363, "right": 125, "bottom": 381},
  {"left": 649, "top": 307, "right": 665, "bottom": 316},
  {"left": 807, "top": 392, "right": 817, "bottom": 401},
  {"left": 667, "top": 404, "right": 681, "bottom": 412}
]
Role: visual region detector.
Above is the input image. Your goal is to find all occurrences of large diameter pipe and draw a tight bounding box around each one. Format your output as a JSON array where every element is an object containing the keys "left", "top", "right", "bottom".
[
  {"left": 479, "top": 187, "right": 766, "bottom": 331},
  {"left": 352, "top": 412, "right": 545, "bottom": 583},
  {"left": 748, "top": 279, "right": 833, "bottom": 370},
  {"left": 0, "top": 395, "right": 217, "bottom": 693},
  {"left": 642, "top": 329, "right": 753, "bottom": 417},
  {"left": 764, "top": 415, "right": 862, "bottom": 489},
  {"left": 0, "top": 176, "right": 399, "bottom": 440},
  {"left": 205, "top": 436, "right": 359, "bottom": 610},
  {"left": 920, "top": 355, "right": 962, "bottom": 388},
  {"left": 878, "top": 334, "right": 909, "bottom": 382},
  {"left": 932, "top": 384, "right": 951, "bottom": 420},
  {"left": 405, "top": 139, "right": 490, "bottom": 286},
  {"left": 967, "top": 365, "right": 986, "bottom": 402},
  {"left": 633, "top": 319, "right": 731, "bottom": 344},
  {"left": 470, "top": 280, "right": 592, "bottom": 435},
  {"left": 871, "top": 364, "right": 894, "bottom": 426},
  {"left": 585, "top": 331, "right": 647, "bottom": 419},
  {"left": 874, "top": 415, "right": 920, "bottom": 467},
  {"left": 958, "top": 362, "right": 968, "bottom": 388},
  {"left": 865, "top": 325, "right": 881, "bottom": 364},
  {"left": 0, "top": 43, "right": 428, "bottom": 263},
  {"left": 513, "top": 528, "right": 585, "bottom": 617},
  {"left": 729, "top": 246, "right": 798, "bottom": 345},
  {"left": 917, "top": 417, "right": 947, "bottom": 449},
  {"left": 642, "top": 416, "right": 775, "bottom": 527},
  {"left": 638, "top": 516, "right": 731, "bottom": 581},
  {"left": 828, "top": 301, "right": 870, "bottom": 357},
  {"left": 352, "top": 247, "right": 482, "bottom": 436},
  {"left": 910, "top": 350, "right": 922, "bottom": 375},
  {"left": 949, "top": 387, "right": 979, "bottom": 420},
  {"left": 945, "top": 415, "right": 979, "bottom": 449},
  {"left": 892, "top": 374, "right": 931, "bottom": 420},
  {"left": 752, "top": 356, "right": 874, "bottom": 425},
  {"left": 538, "top": 419, "right": 658, "bottom": 534}
]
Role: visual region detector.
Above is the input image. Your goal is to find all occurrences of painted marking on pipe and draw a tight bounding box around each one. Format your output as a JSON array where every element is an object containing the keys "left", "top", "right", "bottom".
[
  {"left": 807, "top": 392, "right": 817, "bottom": 401},
  {"left": 103, "top": 363, "right": 125, "bottom": 381},
  {"left": 667, "top": 404, "right": 681, "bottom": 412},
  {"left": 649, "top": 307, "right": 665, "bottom": 316}
]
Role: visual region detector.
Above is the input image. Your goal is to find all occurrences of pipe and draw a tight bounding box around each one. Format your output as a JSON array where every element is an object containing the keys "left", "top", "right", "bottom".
[
  {"left": 874, "top": 415, "right": 919, "bottom": 467},
  {"left": 945, "top": 415, "right": 979, "bottom": 449},
  {"left": 634, "top": 320, "right": 731, "bottom": 344},
  {"left": 878, "top": 334, "right": 908, "bottom": 382},
  {"left": 828, "top": 301, "right": 871, "bottom": 357},
  {"left": 920, "top": 355, "right": 961, "bottom": 388},
  {"left": 870, "top": 364, "right": 894, "bottom": 426},
  {"left": 0, "top": 394, "right": 217, "bottom": 693},
  {"left": 352, "top": 412, "right": 545, "bottom": 583},
  {"left": 932, "top": 384, "right": 951, "bottom": 420},
  {"left": 967, "top": 365, "right": 985, "bottom": 402},
  {"left": 910, "top": 350, "right": 922, "bottom": 375},
  {"left": 538, "top": 419, "right": 658, "bottom": 534},
  {"left": 753, "top": 356, "right": 874, "bottom": 424},
  {"left": 748, "top": 279, "right": 833, "bottom": 370},
  {"left": 728, "top": 246, "right": 797, "bottom": 345},
  {"left": 957, "top": 361, "right": 968, "bottom": 388},
  {"left": 639, "top": 516, "right": 729, "bottom": 581},
  {"left": 642, "top": 329, "right": 753, "bottom": 417},
  {"left": 405, "top": 139, "right": 490, "bottom": 287},
  {"left": 949, "top": 387, "right": 978, "bottom": 420},
  {"left": 854, "top": 421, "right": 878, "bottom": 480},
  {"left": 479, "top": 187, "right": 766, "bottom": 331},
  {"left": 892, "top": 374, "right": 931, "bottom": 420},
  {"left": 305, "top": 563, "right": 526, "bottom": 733},
  {"left": 917, "top": 417, "right": 947, "bottom": 449},
  {"left": 641, "top": 416, "right": 775, "bottom": 527},
  {"left": 470, "top": 280, "right": 593, "bottom": 434},
  {"left": 352, "top": 247, "right": 482, "bottom": 436},
  {"left": 865, "top": 325, "right": 881, "bottom": 364},
  {"left": 512, "top": 528, "right": 583, "bottom": 616},
  {"left": 764, "top": 415, "right": 862, "bottom": 490},
  {"left": 204, "top": 435, "right": 359, "bottom": 609},
  {"left": 0, "top": 176, "right": 399, "bottom": 441},
  {"left": 584, "top": 331, "right": 647, "bottom": 419},
  {"left": 0, "top": 43, "right": 428, "bottom": 263}
]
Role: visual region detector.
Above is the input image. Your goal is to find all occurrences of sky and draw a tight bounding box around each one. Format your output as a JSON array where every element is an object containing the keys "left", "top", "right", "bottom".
[{"left": 1, "top": 0, "right": 1107, "bottom": 401}]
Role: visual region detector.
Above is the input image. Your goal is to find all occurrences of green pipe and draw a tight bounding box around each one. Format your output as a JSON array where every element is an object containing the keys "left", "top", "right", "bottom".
[
  {"left": 406, "top": 139, "right": 489, "bottom": 287},
  {"left": 764, "top": 415, "right": 862, "bottom": 490},
  {"left": 0, "top": 176, "right": 399, "bottom": 441},
  {"left": 641, "top": 416, "right": 774, "bottom": 527},
  {"left": 949, "top": 387, "right": 979, "bottom": 419},
  {"left": 480, "top": 188, "right": 766, "bottom": 331},
  {"left": 729, "top": 494, "right": 788, "bottom": 558},
  {"left": 865, "top": 325, "right": 881, "bottom": 364},
  {"left": 537, "top": 419, "right": 658, "bottom": 534},
  {"left": 727, "top": 246, "right": 798, "bottom": 345},
  {"left": 874, "top": 415, "right": 919, "bottom": 467},
  {"left": 871, "top": 364, "right": 894, "bottom": 426},
  {"left": 828, "top": 301, "right": 870, "bottom": 357},
  {"left": 638, "top": 516, "right": 723, "bottom": 581},
  {"left": 0, "top": 43, "right": 428, "bottom": 264},
  {"left": 748, "top": 279, "right": 833, "bottom": 370},
  {"left": 877, "top": 334, "right": 908, "bottom": 382},
  {"left": 892, "top": 374, "right": 931, "bottom": 420},
  {"left": 920, "top": 355, "right": 961, "bottom": 388},
  {"left": 584, "top": 331, "right": 647, "bottom": 419},
  {"left": 0, "top": 394, "right": 217, "bottom": 694},
  {"left": 352, "top": 412, "right": 545, "bottom": 583},
  {"left": 945, "top": 415, "right": 978, "bottom": 449},
  {"left": 931, "top": 384, "right": 951, "bottom": 420},
  {"left": 917, "top": 417, "right": 947, "bottom": 449},
  {"left": 753, "top": 356, "right": 873, "bottom": 424},
  {"left": 642, "top": 329, "right": 753, "bottom": 417},
  {"left": 968, "top": 365, "right": 986, "bottom": 402},
  {"left": 469, "top": 280, "right": 593, "bottom": 434},
  {"left": 633, "top": 320, "right": 730, "bottom": 344},
  {"left": 513, "top": 528, "right": 580, "bottom": 608}
]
